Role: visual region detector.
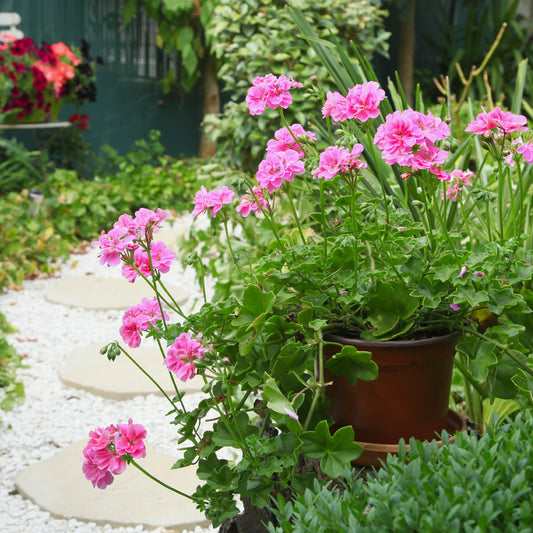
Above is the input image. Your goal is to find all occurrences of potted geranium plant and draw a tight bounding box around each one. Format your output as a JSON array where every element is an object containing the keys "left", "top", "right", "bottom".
[
  {"left": 83, "top": 39, "right": 533, "bottom": 532},
  {"left": 0, "top": 35, "right": 98, "bottom": 123}
]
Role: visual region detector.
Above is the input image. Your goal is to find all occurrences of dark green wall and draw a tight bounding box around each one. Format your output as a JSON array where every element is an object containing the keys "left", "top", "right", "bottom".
[{"left": 0, "top": 0, "right": 203, "bottom": 157}]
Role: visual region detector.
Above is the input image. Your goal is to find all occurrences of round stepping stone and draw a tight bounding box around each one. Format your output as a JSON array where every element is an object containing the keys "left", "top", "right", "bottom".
[
  {"left": 15, "top": 442, "right": 210, "bottom": 530},
  {"left": 46, "top": 276, "right": 190, "bottom": 310},
  {"left": 59, "top": 343, "right": 204, "bottom": 400}
]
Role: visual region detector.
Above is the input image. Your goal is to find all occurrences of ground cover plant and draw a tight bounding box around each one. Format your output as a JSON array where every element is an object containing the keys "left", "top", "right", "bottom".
[{"left": 269, "top": 411, "right": 533, "bottom": 532}]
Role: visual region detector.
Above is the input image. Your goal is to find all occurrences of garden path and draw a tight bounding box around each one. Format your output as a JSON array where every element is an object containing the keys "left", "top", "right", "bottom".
[{"left": 0, "top": 218, "right": 217, "bottom": 533}]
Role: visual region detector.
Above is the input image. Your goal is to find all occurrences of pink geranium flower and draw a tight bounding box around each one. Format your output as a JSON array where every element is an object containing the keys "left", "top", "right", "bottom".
[
  {"left": 164, "top": 332, "right": 208, "bottom": 382},
  {"left": 246, "top": 73, "right": 302, "bottom": 115},
  {"left": 114, "top": 419, "right": 147, "bottom": 459},
  {"left": 465, "top": 107, "right": 527, "bottom": 138},
  {"left": 322, "top": 82, "right": 385, "bottom": 123},
  {"left": 236, "top": 186, "right": 268, "bottom": 217},
  {"left": 312, "top": 143, "right": 366, "bottom": 180},
  {"left": 344, "top": 81, "right": 386, "bottom": 122},
  {"left": 82, "top": 420, "right": 147, "bottom": 489},
  {"left": 322, "top": 91, "right": 349, "bottom": 122},
  {"left": 516, "top": 141, "right": 533, "bottom": 163},
  {"left": 266, "top": 123, "right": 316, "bottom": 156},
  {"left": 149, "top": 240, "right": 175, "bottom": 273},
  {"left": 92, "top": 227, "right": 135, "bottom": 267},
  {"left": 374, "top": 109, "right": 449, "bottom": 171},
  {"left": 119, "top": 297, "right": 168, "bottom": 348},
  {"left": 192, "top": 186, "right": 235, "bottom": 217},
  {"left": 256, "top": 149, "right": 305, "bottom": 192}
]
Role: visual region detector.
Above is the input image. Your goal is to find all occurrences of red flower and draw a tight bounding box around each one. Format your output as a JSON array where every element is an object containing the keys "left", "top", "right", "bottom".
[{"left": 69, "top": 112, "right": 90, "bottom": 130}]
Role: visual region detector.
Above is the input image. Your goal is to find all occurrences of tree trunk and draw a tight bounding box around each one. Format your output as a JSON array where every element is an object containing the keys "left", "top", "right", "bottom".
[
  {"left": 198, "top": 51, "right": 220, "bottom": 158},
  {"left": 397, "top": 0, "right": 416, "bottom": 108}
]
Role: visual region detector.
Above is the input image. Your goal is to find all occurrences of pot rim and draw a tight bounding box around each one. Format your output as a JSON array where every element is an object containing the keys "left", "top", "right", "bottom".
[{"left": 324, "top": 330, "right": 461, "bottom": 349}]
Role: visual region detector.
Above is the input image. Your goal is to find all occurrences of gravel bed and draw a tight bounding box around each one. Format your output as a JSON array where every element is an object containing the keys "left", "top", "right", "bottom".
[{"left": 0, "top": 218, "right": 218, "bottom": 533}]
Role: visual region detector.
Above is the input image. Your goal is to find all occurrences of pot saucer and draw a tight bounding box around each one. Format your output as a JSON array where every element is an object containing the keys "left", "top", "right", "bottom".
[{"left": 353, "top": 408, "right": 466, "bottom": 467}]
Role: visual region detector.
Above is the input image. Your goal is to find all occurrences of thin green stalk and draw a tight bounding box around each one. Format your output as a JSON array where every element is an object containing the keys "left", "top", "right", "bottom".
[
  {"left": 303, "top": 334, "right": 325, "bottom": 432},
  {"left": 497, "top": 158, "right": 506, "bottom": 243},
  {"left": 129, "top": 459, "right": 201, "bottom": 502},
  {"left": 454, "top": 356, "right": 488, "bottom": 399},
  {"left": 432, "top": 194, "right": 461, "bottom": 264},
  {"left": 118, "top": 345, "right": 178, "bottom": 411},
  {"left": 319, "top": 179, "right": 328, "bottom": 260},
  {"left": 203, "top": 374, "right": 255, "bottom": 462},
  {"left": 286, "top": 187, "right": 306, "bottom": 244},
  {"left": 222, "top": 213, "right": 245, "bottom": 280},
  {"left": 246, "top": 180, "right": 286, "bottom": 251},
  {"left": 365, "top": 129, "right": 390, "bottom": 223},
  {"left": 464, "top": 327, "right": 533, "bottom": 377},
  {"left": 350, "top": 182, "right": 359, "bottom": 280}
]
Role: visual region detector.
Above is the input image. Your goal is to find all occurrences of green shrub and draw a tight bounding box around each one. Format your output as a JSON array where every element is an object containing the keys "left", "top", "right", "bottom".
[
  {"left": 270, "top": 412, "right": 533, "bottom": 532},
  {"left": 41, "top": 131, "right": 201, "bottom": 242},
  {"left": 204, "top": 0, "right": 390, "bottom": 172},
  {"left": 0, "top": 312, "right": 24, "bottom": 411}
]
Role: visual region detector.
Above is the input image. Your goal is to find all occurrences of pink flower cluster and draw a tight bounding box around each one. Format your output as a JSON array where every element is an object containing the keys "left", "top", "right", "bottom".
[
  {"left": 164, "top": 332, "right": 209, "bottom": 382},
  {"left": 256, "top": 149, "right": 305, "bottom": 193},
  {"left": 82, "top": 419, "right": 147, "bottom": 489},
  {"left": 374, "top": 109, "right": 450, "bottom": 172},
  {"left": 266, "top": 124, "right": 316, "bottom": 156},
  {"left": 441, "top": 169, "right": 475, "bottom": 202},
  {"left": 246, "top": 74, "right": 302, "bottom": 115},
  {"left": 465, "top": 107, "right": 527, "bottom": 138},
  {"left": 192, "top": 185, "right": 235, "bottom": 217},
  {"left": 119, "top": 297, "right": 169, "bottom": 348},
  {"left": 322, "top": 81, "right": 386, "bottom": 123},
  {"left": 236, "top": 186, "right": 268, "bottom": 217},
  {"left": 312, "top": 143, "right": 367, "bottom": 180},
  {"left": 516, "top": 141, "right": 533, "bottom": 164},
  {"left": 121, "top": 240, "right": 175, "bottom": 283},
  {"left": 93, "top": 208, "right": 170, "bottom": 267}
]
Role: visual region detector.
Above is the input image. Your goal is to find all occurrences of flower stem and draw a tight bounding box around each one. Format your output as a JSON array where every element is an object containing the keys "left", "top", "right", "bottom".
[
  {"left": 286, "top": 187, "right": 306, "bottom": 244},
  {"left": 129, "top": 459, "right": 201, "bottom": 503},
  {"left": 118, "top": 345, "right": 177, "bottom": 411}
]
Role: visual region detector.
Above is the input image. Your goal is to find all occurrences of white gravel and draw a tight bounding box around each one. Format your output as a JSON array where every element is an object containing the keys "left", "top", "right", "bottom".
[{"left": 0, "top": 217, "right": 218, "bottom": 533}]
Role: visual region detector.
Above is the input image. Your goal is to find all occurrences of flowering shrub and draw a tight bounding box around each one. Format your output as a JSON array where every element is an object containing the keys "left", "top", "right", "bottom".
[
  {"left": 0, "top": 36, "right": 98, "bottom": 122},
  {"left": 85, "top": 52, "right": 533, "bottom": 528}
]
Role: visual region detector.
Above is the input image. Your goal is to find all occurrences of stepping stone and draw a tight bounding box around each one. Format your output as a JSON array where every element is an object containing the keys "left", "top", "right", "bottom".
[
  {"left": 46, "top": 276, "right": 190, "bottom": 310},
  {"left": 15, "top": 441, "right": 210, "bottom": 531},
  {"left": 59, "top": 343, "right": 204, "bottom": 400}
]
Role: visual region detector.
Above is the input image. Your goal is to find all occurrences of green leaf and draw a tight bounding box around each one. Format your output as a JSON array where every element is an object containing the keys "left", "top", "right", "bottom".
[
  {"left": 163, "top": 0, "right": 193, "bottom": 12},
  {"left": 121, "top": 0, "right": 139, "bottom": 24},
  {"left": 325, "top": 345, "right": 378, "bottom": 385},
  {"left": 212, "top": 412, "right": 259, "bottom": 447},
  {"left": 232, "top": 284, "right": 275, "bottom": 327},
  {"left": 263, "top": 377, "right": 303, "bottom": 433},
  {"left": 366, "top": 281, "right": 419, "bottom": 337},
  {"left": 178, "top": 26, "right": 194, "bottom": 50},
  {"left": 301, "top": 420, "right": 362, "bottom": 478},
  {"left": 488, "top": 288, "right": 516, "bottom": 315}
]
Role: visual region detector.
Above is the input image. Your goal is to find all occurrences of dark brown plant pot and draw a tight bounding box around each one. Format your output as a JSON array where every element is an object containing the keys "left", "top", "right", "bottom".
[
  {"left": 324, "top": 331, "right": 461, "bottom": 451},
  {"left": 355, "top": 408, "right": 466, "bottom": 467}
]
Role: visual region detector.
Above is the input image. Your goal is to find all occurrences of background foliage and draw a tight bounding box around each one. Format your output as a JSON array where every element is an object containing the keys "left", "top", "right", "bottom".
[{"left": 203, "top": 0, "right": 390, "bottom": 172}]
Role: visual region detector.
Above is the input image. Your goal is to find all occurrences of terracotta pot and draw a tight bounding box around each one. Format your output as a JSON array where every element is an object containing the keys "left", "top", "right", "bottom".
[
  {"left": 324, "top": 331, "right": 461, "bottom": 445},
  {"left": 355, "top": 408, "right": 466, "bottom": 467}
]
